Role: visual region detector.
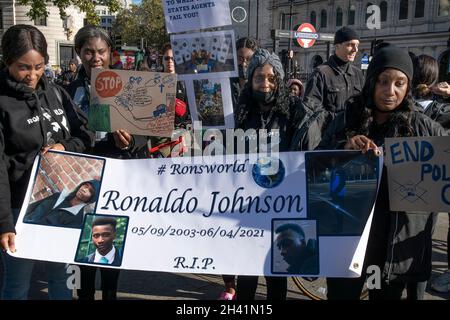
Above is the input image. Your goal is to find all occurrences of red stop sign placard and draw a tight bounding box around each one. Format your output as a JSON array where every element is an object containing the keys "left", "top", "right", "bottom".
[{"left": 95, "top": 70, "right": 123, "bottom": 98}]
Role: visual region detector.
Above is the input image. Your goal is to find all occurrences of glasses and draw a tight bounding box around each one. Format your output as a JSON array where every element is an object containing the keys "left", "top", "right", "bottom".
[
  {"left": 238, "top": 55, "right": 252, "bottom": 64},
  {"left": 164, "top": 56, "right": 174, "bottom": 61}
]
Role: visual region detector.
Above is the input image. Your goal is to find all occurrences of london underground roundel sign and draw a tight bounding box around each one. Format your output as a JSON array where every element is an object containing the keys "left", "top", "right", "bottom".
[{"left": 295, "top": 23, "right": 318, "bottom": 48}]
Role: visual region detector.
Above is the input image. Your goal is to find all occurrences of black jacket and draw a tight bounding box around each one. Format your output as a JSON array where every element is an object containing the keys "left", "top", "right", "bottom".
[
  {"left": 235, "top": 86, "right": 307, "bottom": 152},
  {"left": 0, "top": 70, "right": 90, "bottom": 234},
  {"left": 319, "top": 107, "right": 447, "bottom": 283},
  {"left": 303, "top": 54, "right": 364, "bottom": 117},
  {"left": 414, "top": 99, "right": 450, "bottom": 132},
  {"left": 23, "top": 192, "right": 88, "bottom": 228}
]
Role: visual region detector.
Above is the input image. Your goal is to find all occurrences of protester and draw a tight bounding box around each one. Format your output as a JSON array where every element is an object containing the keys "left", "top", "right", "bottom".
[
  {"left": 128, "top": 43, "right": 191, "bottom": 158},
  {"left": 0, "top": 24, "right": 90, "bottom": 299},
  {"left": 68, "top": 25, "right": 147, "bottom": 158},
  {"left": 287, "top": 78, "right": 304, "bottom": 99},
  {"left": 57, "top": 58, "right": 78, "bottom": 90},
  {"left": 431, "top": 81, "right": 450, "bottom": 101},
  {"left": 319, "top": 45, "right": 447, "bottom": 300},
  {"left": 303, "top": 26, "right": 364, "bottom": 130},
  {"left": 68, "top": 25, "right": 134, "bottom": 300},
  {"left": 215, "top": 37, "right": 259, "bottom": 301},
  {"left": 411, "top": 54, "right": 450, "bottom": 293},
  {"left": 412, "top": 55, "right": 449, "bottom": 131},
  {"left": 230, "top": 37, "right": 259, "bottom": 110},
  {"left": 234, "top": 48, "right": 307, "bottom": 300}
]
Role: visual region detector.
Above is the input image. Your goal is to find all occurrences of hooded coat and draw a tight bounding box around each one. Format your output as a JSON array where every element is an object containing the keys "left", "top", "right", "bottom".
[
  {"left": 0, "top": 70, "right": 90, "bottom": 234},
  {"left": 23, "top": 179, "right": 101, "bottom": 228}
]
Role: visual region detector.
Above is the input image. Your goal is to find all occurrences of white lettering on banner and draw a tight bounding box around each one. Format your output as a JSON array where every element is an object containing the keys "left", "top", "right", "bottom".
[{"left": 13, "top": 150, "right": 381, "bottom": 277}]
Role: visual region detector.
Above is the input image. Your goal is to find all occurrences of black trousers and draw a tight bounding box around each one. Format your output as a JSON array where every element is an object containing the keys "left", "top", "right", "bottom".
[
  {"left": 236, "top": 276, "right": 287, "bottom": 300},
  {"left": 77, "top": 265, "right": 120, "bottom": 300}
]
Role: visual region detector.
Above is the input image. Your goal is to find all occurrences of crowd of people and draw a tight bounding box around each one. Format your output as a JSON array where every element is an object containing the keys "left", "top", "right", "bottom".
[{"left": 0, "top": 22, "right": 449, "bottom": 301}]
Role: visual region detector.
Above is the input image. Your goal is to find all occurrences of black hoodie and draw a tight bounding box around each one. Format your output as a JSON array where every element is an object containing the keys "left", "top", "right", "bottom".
[{"left": 0, "top": 70, "right": 90, "bottom": 234}]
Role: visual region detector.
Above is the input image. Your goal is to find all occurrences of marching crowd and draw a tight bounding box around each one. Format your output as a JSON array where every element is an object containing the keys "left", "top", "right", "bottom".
[{"left": 0, "top": 23, "right": 449, "bottom": 301}]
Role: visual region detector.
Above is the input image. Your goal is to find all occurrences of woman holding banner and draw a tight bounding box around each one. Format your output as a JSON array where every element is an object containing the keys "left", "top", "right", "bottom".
[
  {"left": 68, "top": 25, "right": 139, "bottom": 300},
  {"left": 319, "top": 45, "right": 447, "bottom": 300},
  {"left": 0, "top": 24, "right": 90, "bottom": 299},
  {"left": 234, "top": 48, "right": 307, "bottom": 300},
  {"left": 68, "top": 25, "right": 148, "bottom": 158}
]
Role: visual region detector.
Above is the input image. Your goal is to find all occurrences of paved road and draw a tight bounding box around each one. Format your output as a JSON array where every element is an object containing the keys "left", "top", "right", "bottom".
[{"left": 1, "top": 214, "right": 449, "bottom": 300}]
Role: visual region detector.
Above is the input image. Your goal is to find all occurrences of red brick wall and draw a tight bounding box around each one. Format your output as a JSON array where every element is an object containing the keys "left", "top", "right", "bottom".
[{"left": 30, "top": 153, "right": 104, "bottom": 203}]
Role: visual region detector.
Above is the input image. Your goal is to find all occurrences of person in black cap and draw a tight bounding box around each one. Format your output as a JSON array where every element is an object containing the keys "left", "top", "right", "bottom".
[
  {"left": 303, "top": 26, "right": 364, "bottom": 133},
  {"left": 318, "top": 45, "right": 446, "bottom": 300},
  {"left": 57, "top": 58, "right": 79, "bottom": 90}
]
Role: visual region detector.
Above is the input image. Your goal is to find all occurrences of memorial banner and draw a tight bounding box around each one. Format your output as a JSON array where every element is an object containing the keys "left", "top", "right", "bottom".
[
  {"left": 12, "top": 150, "right": 381, "bottom": 277},
  {"left": 385, "top": 136, "right": 450, "bottom": 212}
]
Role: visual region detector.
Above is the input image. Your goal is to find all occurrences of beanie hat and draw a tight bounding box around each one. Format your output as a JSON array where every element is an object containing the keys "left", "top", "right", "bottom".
[
  {"left": 334, "top": 27, "right": 360, "bottom": 45},
  {"left": 366, "top": 45, "right": 413, "bottom": 82},
  {"left": 287, "top": 78, "right": 303, "bottom": 89},
  {"left": 247, "top": 48, "right": 285, "bottom": 81}
]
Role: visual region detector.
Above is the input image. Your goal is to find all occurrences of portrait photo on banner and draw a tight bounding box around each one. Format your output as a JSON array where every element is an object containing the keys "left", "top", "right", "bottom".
[
  {"left": 305, "top": 151, "right": 380, "bottom": 236},
  {"left": 271, "top": 219, "right": 319, "bottom": 275},
  {"left": 74, "top": 213, "right": 129, "bottom": 267},
  {"left": 171, "top": 30, "right": 238, "bottom": 80},
  {"left": 22, "top": 151, "right": 105, "bottom": 229}
]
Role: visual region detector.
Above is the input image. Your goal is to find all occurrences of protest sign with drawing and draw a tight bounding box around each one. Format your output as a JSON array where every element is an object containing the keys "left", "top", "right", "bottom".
[
  {"left": 90, "top": 69, "right": 177, "bottom": 137},
  {"left": 385, "top": 136, "right": 450, "bottom": 212},
  {"left": 171, "top": 30, "right": 238, "bottom": 81}
]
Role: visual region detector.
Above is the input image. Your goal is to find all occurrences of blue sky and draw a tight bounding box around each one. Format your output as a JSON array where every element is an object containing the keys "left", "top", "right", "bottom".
[{"left": 132, "top": 0, "right": 141, "bottom": 4}]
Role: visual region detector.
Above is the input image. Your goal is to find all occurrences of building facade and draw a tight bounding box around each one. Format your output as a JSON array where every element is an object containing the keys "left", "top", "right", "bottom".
[
  {"left": 0, "top": 2, "right": 86, "bottom": 68},
  {"left": 268, "top": 0, "right": 450, "bottom": 80},
  {"left": 0, "top": 0, "right": 130, "bottom": 68}
]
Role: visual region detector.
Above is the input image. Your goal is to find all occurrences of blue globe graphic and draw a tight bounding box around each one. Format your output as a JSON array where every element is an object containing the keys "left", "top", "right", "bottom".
[{"left": 252, "top": 157, "right": 285, "bottom": 189}]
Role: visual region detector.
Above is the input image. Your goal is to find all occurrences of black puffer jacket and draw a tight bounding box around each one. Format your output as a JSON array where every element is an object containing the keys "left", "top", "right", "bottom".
[
  {"left": 0, "top": 70, "right": 90, "bottom": 234},
  {"left": 319, "top": 103, "right": 447, "bottom": 283}
]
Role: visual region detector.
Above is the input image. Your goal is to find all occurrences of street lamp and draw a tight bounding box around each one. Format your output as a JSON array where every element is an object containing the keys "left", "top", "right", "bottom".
[{"left": 286, "top": 0, "right": 295, "bottom": 78}]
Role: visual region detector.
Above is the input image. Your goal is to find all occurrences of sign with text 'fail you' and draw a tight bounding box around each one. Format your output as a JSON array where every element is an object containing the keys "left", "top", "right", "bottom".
[
  {"left": 13, "top": 150, "right": 381, "bottom": 277},
  {"left": 385, "top": 136, "right": 450, "bottom": 212},
  {"left": 162, "top": 0, "right": 232, "bottom": 34}
]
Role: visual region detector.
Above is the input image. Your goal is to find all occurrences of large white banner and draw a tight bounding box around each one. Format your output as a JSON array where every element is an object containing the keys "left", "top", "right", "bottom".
[
  {"left": 385, "top": 136, "right": 450, "bottom": 212},
  {"left": 162, "top": 0, "right": 232, "bottom": 34},
  {"left": 12, "top": 150, "right": 381, "bottom": 277}
]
